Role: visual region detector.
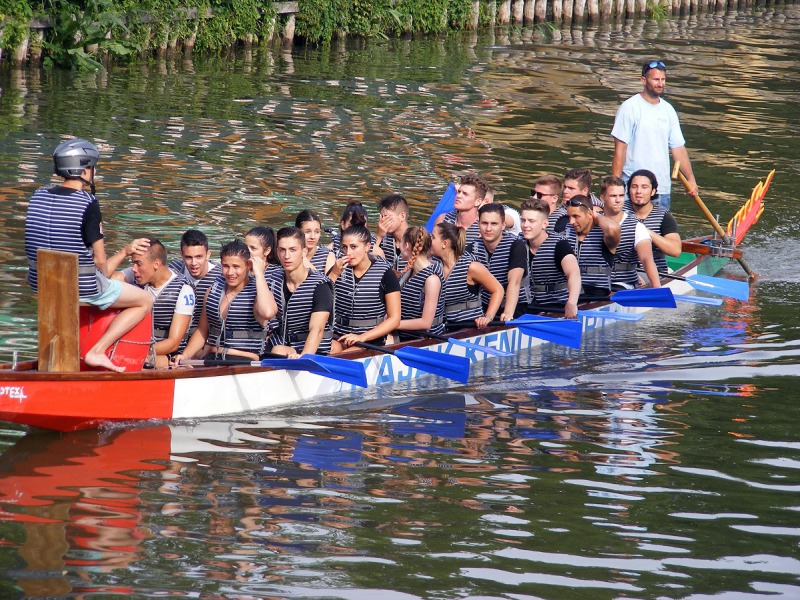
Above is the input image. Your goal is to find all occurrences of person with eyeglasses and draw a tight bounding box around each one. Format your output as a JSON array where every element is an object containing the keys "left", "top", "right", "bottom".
[
  {"left": 611, "top": 60, "right": 698, "bottom": 212},
  {"left": 434, "top": 172, "right": 488, "bottom": 247},
  {"left": 530, "top": 175, "right": 563, "bottom": 214},
  {"left": 564, "top": 195, "right": 621, "bottom": 299}
]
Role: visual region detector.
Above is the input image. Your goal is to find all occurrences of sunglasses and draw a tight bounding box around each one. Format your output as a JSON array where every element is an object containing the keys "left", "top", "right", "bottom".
[
  {"left": 566, "top": 199, "right": 591, "bottom": 209},
  {"left": 642, "top": 60, "right": 666, "bottom": 75},
  {"left": 531, "top": 190, "right": 557, "bottom": 199}
]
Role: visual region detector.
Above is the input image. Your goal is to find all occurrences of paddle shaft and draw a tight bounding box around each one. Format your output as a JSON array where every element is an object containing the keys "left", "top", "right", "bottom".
[
  {"left": 674, "top": 168, "right": 756, "bottom": 280},
  {"left": 403, "top": 330, "right": 514, "bottom": 357},
  {"left": 353, "top": 341, "right": 397, "bottom": 355},
  {"left": 180, "top": 351, "right": 294, "bottom": 367}
]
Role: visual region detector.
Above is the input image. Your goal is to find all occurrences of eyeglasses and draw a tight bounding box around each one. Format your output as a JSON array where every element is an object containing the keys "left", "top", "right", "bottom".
[
  {"left": 531, "top": 190, "right": 557, "bottom": 199},
  {"left": 566, "top": 199, "right": 591, "bottom": 209},
  {"left": 642, "top": 60, "right": 666, "bottom": 75}
]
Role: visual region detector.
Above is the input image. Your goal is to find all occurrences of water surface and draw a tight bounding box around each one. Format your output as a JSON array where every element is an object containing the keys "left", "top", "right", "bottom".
[{"left": 1, "top": 8, "right": 799, "bottom": 598}]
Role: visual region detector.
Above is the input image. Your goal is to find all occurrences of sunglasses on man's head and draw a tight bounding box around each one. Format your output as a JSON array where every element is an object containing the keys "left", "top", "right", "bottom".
[
  {"left": 566, "top": 199, "right": 591, "bottom": 209},
  {"left": 642, "top": 60, "right": 666, "bottom": 75}
]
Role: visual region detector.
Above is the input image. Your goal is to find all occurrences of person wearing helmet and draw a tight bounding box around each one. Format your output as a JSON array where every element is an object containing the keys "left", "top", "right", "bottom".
[{"left": 25, "top": 138, "right": 153, "bottom": 372}]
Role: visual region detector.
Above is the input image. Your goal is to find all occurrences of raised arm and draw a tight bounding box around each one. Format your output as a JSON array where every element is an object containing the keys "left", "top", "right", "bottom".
[
  {"left": 107, "top": 238, "right": 152, "bottom": 280},
  {"left": 250, "top": 256, "right": 278, "bottom": 325},
  {"left": 594, "top": 212, "right": 621, "bottom": 254}
]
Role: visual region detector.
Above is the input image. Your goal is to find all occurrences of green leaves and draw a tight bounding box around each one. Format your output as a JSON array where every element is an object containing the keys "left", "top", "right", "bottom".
[{"left": 41, "top": 0, "right": 140, "bottom": 70}]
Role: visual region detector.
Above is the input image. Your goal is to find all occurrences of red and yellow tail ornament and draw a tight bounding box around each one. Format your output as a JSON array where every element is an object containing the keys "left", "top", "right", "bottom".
[{"left": 727, "top": 170, "right": 774, "bottom": 246}]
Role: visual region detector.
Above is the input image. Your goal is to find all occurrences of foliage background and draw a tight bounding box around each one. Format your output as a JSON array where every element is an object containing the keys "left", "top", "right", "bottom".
[{"left": 1, "top": 0, "right": 501, "bottom": 68}]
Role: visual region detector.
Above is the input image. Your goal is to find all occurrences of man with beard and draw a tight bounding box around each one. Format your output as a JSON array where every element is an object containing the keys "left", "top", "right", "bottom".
[{"left": 611, "top": 60, "right": 698, "bottom": 212}]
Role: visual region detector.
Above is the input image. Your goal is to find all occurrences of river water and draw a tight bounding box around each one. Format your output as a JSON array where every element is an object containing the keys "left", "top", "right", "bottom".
[{"left": 1, "top": 7, "right": 800, "bottom": 599}]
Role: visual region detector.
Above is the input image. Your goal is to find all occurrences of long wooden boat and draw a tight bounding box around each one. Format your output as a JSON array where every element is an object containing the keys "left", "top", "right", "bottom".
[
  {"left": 0, "top": 172, "right": 772, "bottom": 433},
  {"left": 0, "top": 236, "right": 737, "bottom": 432}
]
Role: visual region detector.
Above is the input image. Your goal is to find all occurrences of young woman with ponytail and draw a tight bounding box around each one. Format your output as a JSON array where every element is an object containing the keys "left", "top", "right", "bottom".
[
  {"left": 432, "top": 222, "right": 504, "bottom": 330},
  {"left": 395, "top": 227, "right": 445, "bottom": 337}
]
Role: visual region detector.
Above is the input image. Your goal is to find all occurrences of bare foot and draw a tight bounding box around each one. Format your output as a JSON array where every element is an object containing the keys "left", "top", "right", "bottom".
[{"left": 84, "top": 349, "right": 126, "bottom": 373}]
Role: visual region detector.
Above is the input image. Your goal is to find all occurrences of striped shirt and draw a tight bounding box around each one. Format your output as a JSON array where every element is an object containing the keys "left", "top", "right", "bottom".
[
  {"left": 400, "top": 262, "right": 446, "bottom": 335},
  {"left": 205, "top": 276, "right": 266, "bottom": 355},
  {"left": 269, "top": 268, "right": 333, "bottom": 355},
  {"left": 25, "top": 186, "right": 104, "bottom": 297},
  {"left": 333, "top": 257, "right": 398, "bottom": 341},
  {"left": 442, "top": 252, "right": 483, "bottom": 325},
  {"left": 442, "top": 211, "right": 481, "bottom": 246}
]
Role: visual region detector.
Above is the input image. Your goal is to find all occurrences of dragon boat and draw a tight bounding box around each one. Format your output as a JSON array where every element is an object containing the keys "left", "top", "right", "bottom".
[{"left": 0, "top": 171, "right": 772, "bottom": 433}]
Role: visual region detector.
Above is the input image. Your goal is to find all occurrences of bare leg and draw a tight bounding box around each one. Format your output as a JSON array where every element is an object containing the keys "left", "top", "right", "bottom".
[{"left": 84, "top": 283, "right": 153, "bottom": 372}]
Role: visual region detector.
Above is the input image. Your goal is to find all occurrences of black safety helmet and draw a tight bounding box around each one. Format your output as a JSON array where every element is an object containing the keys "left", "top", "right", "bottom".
[{"left": 53, "top": 138, "right": 99, "bottom": 179}]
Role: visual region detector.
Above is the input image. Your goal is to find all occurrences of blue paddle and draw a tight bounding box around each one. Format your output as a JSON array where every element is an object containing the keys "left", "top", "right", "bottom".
[
  {"left": 304, "top": 353, "right": 369, "bottom": 387},
  {"left": 527, "top": 304, "right": 643, "bottom": 322},
  {"left": 405, "top": 330, "right": 515, "bottom": 357},
  {"left": 424, "top": 183, "right": 457, "bottom": 233},
  {"left": 448, "top": 315, "right": 583, "bottom": 349},
  {"left": 644, "top": 270, "right": 750, "bottom": 301},
  {"left": 611, "top": 288, "right": 678, "bottom": 308},
  {"left": 186, "top": 354, "right": 368, "bottom": 387},
  {"left": 502, "top": 315, "right": 583, "bottom": 349},
  {"left": 354, "top": 341, "right": 470, "bottom": 384},
  {"left": 673, "top": 294, "right": 724, "bottom": 306}
]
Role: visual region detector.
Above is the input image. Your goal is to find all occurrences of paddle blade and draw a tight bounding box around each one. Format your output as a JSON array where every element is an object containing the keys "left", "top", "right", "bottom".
[
  {"left": 674, "top": 294, "right": 724, "bottom": 306},
  {"left": 446, "top": 337, "right": 515, "bottom": 358},
  {"left": 303, "top": 354, "right": 368, "bottom": 387},
  {"left": 424, "top": 183, "right": 457, "bottom": 233},
  {"left": 394, "top": 346, "right": 470, "bottom": 383},
  {"left": 612, "top": 288, "right": 677, "bottom": 308},
  {"left": 259, "top": 357, "right": 332, "bottom": 375},
  {"left": 686, "top": 274, "right": 750, "bottom": 301},
  {"left": 508, "top": 316, "right": 583, "bottom": 349},
  {"left": 577, "top": 310, "right": 644, "bottom": 322}
]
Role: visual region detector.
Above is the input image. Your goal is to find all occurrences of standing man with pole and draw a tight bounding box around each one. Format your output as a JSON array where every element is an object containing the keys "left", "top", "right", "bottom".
[{"left": 611, "top": 60, "right": 698, "bottom": 212}]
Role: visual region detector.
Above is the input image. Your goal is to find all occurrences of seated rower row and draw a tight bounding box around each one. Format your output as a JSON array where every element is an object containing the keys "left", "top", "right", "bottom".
[{"left": 24, "top": 139, "right": 680, "bottom": 371}]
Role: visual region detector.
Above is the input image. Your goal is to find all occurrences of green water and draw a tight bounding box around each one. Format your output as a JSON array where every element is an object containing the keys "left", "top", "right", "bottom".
[{"left": 1, "top": 8, "right": 799, "bottom": 598}]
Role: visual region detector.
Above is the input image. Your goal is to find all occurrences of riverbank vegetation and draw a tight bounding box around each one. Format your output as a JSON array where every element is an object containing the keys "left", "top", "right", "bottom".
[{"left": 0, "top": 0, "right": 787, "bottom": 69}]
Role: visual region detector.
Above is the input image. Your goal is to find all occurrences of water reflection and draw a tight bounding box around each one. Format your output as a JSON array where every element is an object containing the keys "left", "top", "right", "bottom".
[{"left": 1, "top": 384, "right": 798, "bottom": 597}]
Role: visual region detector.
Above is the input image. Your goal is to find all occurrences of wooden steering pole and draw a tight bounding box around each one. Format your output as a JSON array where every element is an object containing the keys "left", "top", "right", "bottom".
[{"left": 672, "top": 162, "right": 757, "bottom": 281}]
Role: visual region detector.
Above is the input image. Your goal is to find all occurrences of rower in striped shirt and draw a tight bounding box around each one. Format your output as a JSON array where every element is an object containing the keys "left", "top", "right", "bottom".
[
  {"left": 468, "top": 203, "right": 529, "bottom": 320},
  {"left": 375, "top": 193, "right": 410, "bottom": 273},
  {"left": 564, "top": 194, "right": 620, "bottom": 300}
]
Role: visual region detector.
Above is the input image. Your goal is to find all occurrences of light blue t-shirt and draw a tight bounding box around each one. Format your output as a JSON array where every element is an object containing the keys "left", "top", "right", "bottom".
[{"left": 611, "top": 93, "right": 686, "bottom": 196}]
